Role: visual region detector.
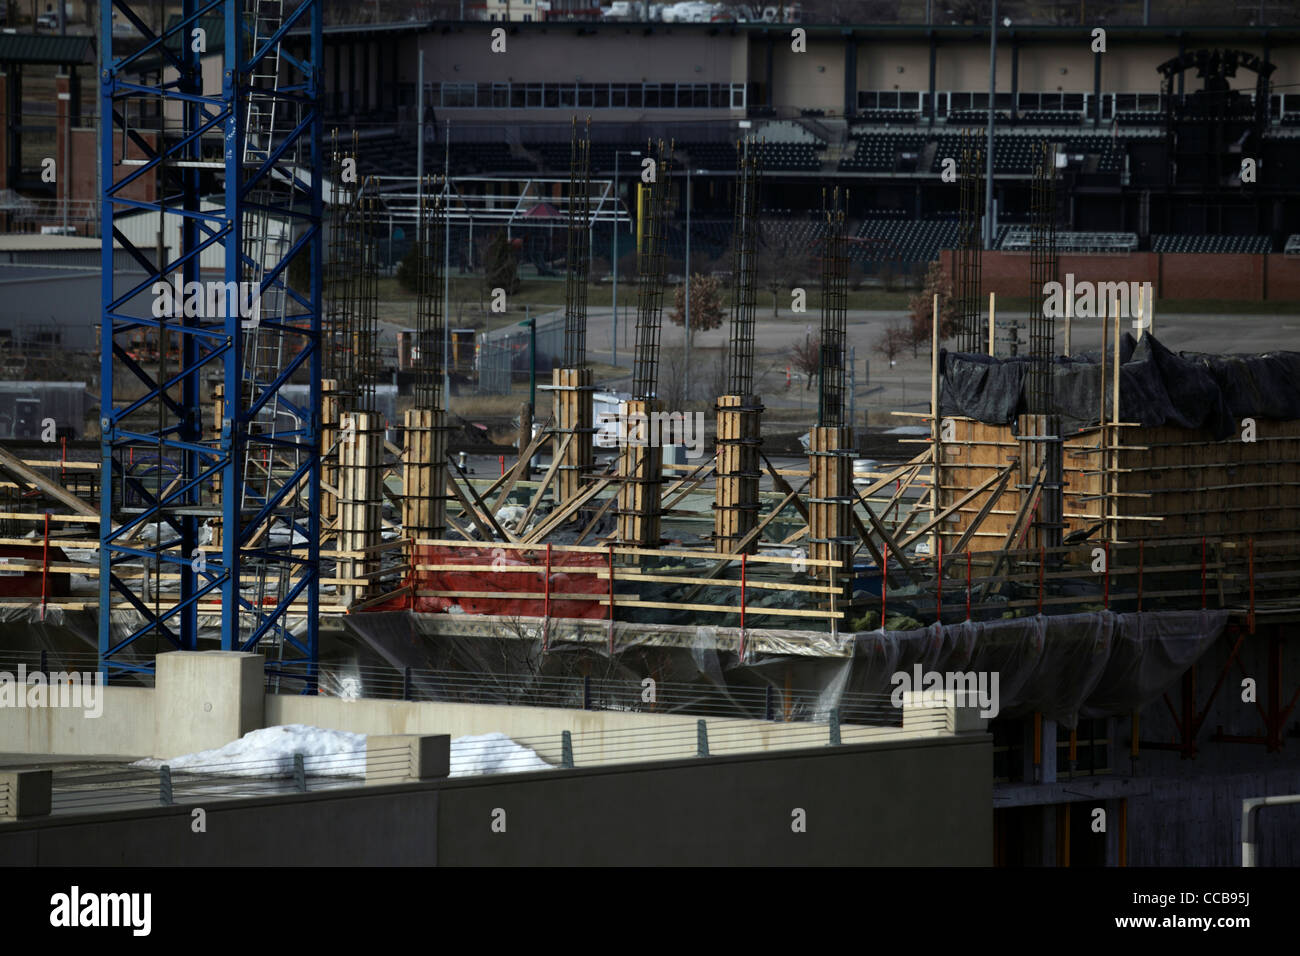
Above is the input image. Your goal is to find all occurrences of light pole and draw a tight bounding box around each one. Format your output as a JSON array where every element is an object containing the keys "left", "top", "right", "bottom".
[{"left": 610, "top": 149, "right": 640, "bottom": 369}]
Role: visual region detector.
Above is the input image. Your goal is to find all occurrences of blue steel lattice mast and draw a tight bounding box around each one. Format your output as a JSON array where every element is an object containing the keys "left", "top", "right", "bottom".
[{"left": 98, "top": 0, "right": 323, "bottom": 686}]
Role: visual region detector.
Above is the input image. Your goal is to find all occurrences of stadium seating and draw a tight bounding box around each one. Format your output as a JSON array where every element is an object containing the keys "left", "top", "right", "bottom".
[
  {"left": 854, "top": 218, "right": 960, "bottom": 263},
  {"left": 756, "top": 142, "right": 821, "bottom": 171},
  {"left": 839, "top": 133, "right": 928, "bottom": 172},
  {"left": 1152, "top": 234, "right": 1273, "bottom": 254}
]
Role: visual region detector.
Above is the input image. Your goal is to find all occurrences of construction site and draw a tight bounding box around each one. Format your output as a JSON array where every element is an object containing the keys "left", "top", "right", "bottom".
[{"left": 0, "top": 7, "right": 1299, "bottom": 869}]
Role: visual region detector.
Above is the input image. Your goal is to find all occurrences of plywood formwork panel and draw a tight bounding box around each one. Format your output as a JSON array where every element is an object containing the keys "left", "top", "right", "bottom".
[
  {"left": 937, "top": 418, "right": 1019, "bottom": 552},
  {"left": 1113, "top": 419, "right": 1300, "bottom": 545}
]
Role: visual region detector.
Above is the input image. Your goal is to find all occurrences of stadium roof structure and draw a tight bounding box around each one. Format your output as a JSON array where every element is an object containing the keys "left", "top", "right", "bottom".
[{"left": 0, "top": 32, "right": 95, "bottom": 65}]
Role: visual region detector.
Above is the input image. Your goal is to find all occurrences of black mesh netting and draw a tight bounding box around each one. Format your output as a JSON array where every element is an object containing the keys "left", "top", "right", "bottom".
[{"left": 939, "top": 333, "right": 1300, "bottom": 439}]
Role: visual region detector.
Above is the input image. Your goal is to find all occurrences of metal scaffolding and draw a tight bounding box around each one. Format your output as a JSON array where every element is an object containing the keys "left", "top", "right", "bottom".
[{"left": 98, "top": 0, "right": 324, "bottom": 682}]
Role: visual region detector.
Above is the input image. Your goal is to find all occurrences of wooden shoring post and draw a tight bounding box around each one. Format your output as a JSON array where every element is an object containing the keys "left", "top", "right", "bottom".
[
  {"left": 852, "top": 483, "right": 916, "bottom": 582},
  {"left": 897, "top": 462, "right": 1015, "bottom": 553},
  {"left": 445, "top": 467, "right": 507, "bottom": 543},
  {"left": 491, "top": 417, "right": 555, "bottom": 514},
  {"left": 402, "top": 407, "right": 447, "bottom": 542},
  {"left": 523, "top": 472, "right": 616, "bottom": 544},
  {"left": 714, "top": 393, "right": 763, "bottom": 553},
  {"left": 517, "top": 402, "right": 534, "bottom": 481},
  {"left": 947, "top": 466, "right": 1014, "bottom": 555},
  {"left": 550, "top": 366, "right": 594, "bottom": 509},
  {"left": 662, "top": 461, "right": 716, "bottom": 512},
  {"left": 518, "top": 431, "right": 573, "bottom": 533},
  {"left": 575, "top": 489, "right": 618, "bottom": 544},
  {"left": 615, "top": 399, "right": 662, "bottom": 549},
  {"left": 988, "top": 291, "right": 996, "bottom": 356}
]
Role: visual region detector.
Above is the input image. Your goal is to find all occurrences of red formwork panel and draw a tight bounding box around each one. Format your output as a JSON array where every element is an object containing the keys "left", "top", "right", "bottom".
[
  {"left": 0, "top": 544, "right": 69, "bottom": 598},
  {"left": 364, "top": 545, "right": 609, "bottom": 618}
]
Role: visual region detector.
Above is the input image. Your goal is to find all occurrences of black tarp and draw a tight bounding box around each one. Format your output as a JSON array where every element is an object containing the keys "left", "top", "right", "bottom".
[{"left": 939, "top": 333, "right": 1300, "bottom": 439}]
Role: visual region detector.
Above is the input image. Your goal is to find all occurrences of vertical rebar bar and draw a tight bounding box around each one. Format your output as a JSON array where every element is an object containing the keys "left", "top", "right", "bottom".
[
  {"left": 563, "top": 117, "right": 592, "bottom": 369},
  {"left": 1027, "top": 140, "right": 1059, "bottom": 414},
  {"left": 817, "top": 188, "right": 848, "bottom": 428},
  {"left": 727, "top": 136, "right": 761, "bottom": 396},
  {"left": 631, "top": 139, "right": 674, "bottom": 402}
]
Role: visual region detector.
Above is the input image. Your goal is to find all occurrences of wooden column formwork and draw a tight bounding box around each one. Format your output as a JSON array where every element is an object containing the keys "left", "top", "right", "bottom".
[
  {"left": 402, "top": 407, "right": 448, "bottom": 540},
  {"left": 338, "top": 410, "right": 383, "bottom": 606},
  {"left": 713, "top": 393, "right": 763, "bottom": 552},
  {"left": 550, "top": 366, "right": 594, "bottom": 507},
  {"left": 616, "top": 399, "right": 663, "bottom": 548},
  {"left": 808, "top": 426, "right": 853, "bottom": 600},
  {"left": 1018, "top": 413, "right": 1064, "bottom": 550},
  {"left": 321, "top": 379, "right": 340, "bottom": 538}
]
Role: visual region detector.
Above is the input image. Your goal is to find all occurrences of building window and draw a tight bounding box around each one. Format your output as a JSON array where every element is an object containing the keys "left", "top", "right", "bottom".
[{"left": 523, "top": 13, "right": 532, "bottom": 20}]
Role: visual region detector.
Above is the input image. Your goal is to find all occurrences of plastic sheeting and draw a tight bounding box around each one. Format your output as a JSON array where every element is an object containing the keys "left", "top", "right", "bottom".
[
  {"left": 0, "top": 601, "right": 1227, "bottom": 728},
  {"left": 940, "top": 333, "right": 1300, "bottom": 439},
  {"left": 338, "top": 607, "right": 1228, "bottom": 728}
]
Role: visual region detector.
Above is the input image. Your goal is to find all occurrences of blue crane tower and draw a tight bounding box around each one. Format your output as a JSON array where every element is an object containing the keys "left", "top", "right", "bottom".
[{"left": 98, "top": 0, "right": 323, "bottom": 688}]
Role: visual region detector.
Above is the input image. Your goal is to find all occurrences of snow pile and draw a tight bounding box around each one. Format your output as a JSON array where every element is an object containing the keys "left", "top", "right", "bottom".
[
  {"left": 448, "top": 732, "right": 551, "bottom": 776},
  {"left": 135, "top": 725, "right": 365, "bottom": 777},
  {"left": 134, "top": 725, "right": 552, "bottom": 779}
]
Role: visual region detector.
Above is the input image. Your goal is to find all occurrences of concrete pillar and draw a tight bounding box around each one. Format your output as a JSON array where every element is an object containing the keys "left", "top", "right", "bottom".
[
  {"left": 550, "top": 366, "right": 593, "bottom": 508},
  {"left": 616, "top": 398, "right": 662, "bottom": 548},
  {"left": 153, "top": 651, "right": 265, "bottom": 759},
  {"left": 402, "top": 406, "right": 448, "bottom": 540},
  {"left": 0, "top": 769, "right": 52, "bottom": 820},
  {"left": 365, "top": 734, "right": 451, "bottom": 785},
  {"left": 338, "top": 410, "right": 383, "bottom": 605},
  {"left": 713, "top": 393, "right": 762, "bottom": 552},
  {"left": 808, "top": 424, "right": 853, "bottom": 587}
]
